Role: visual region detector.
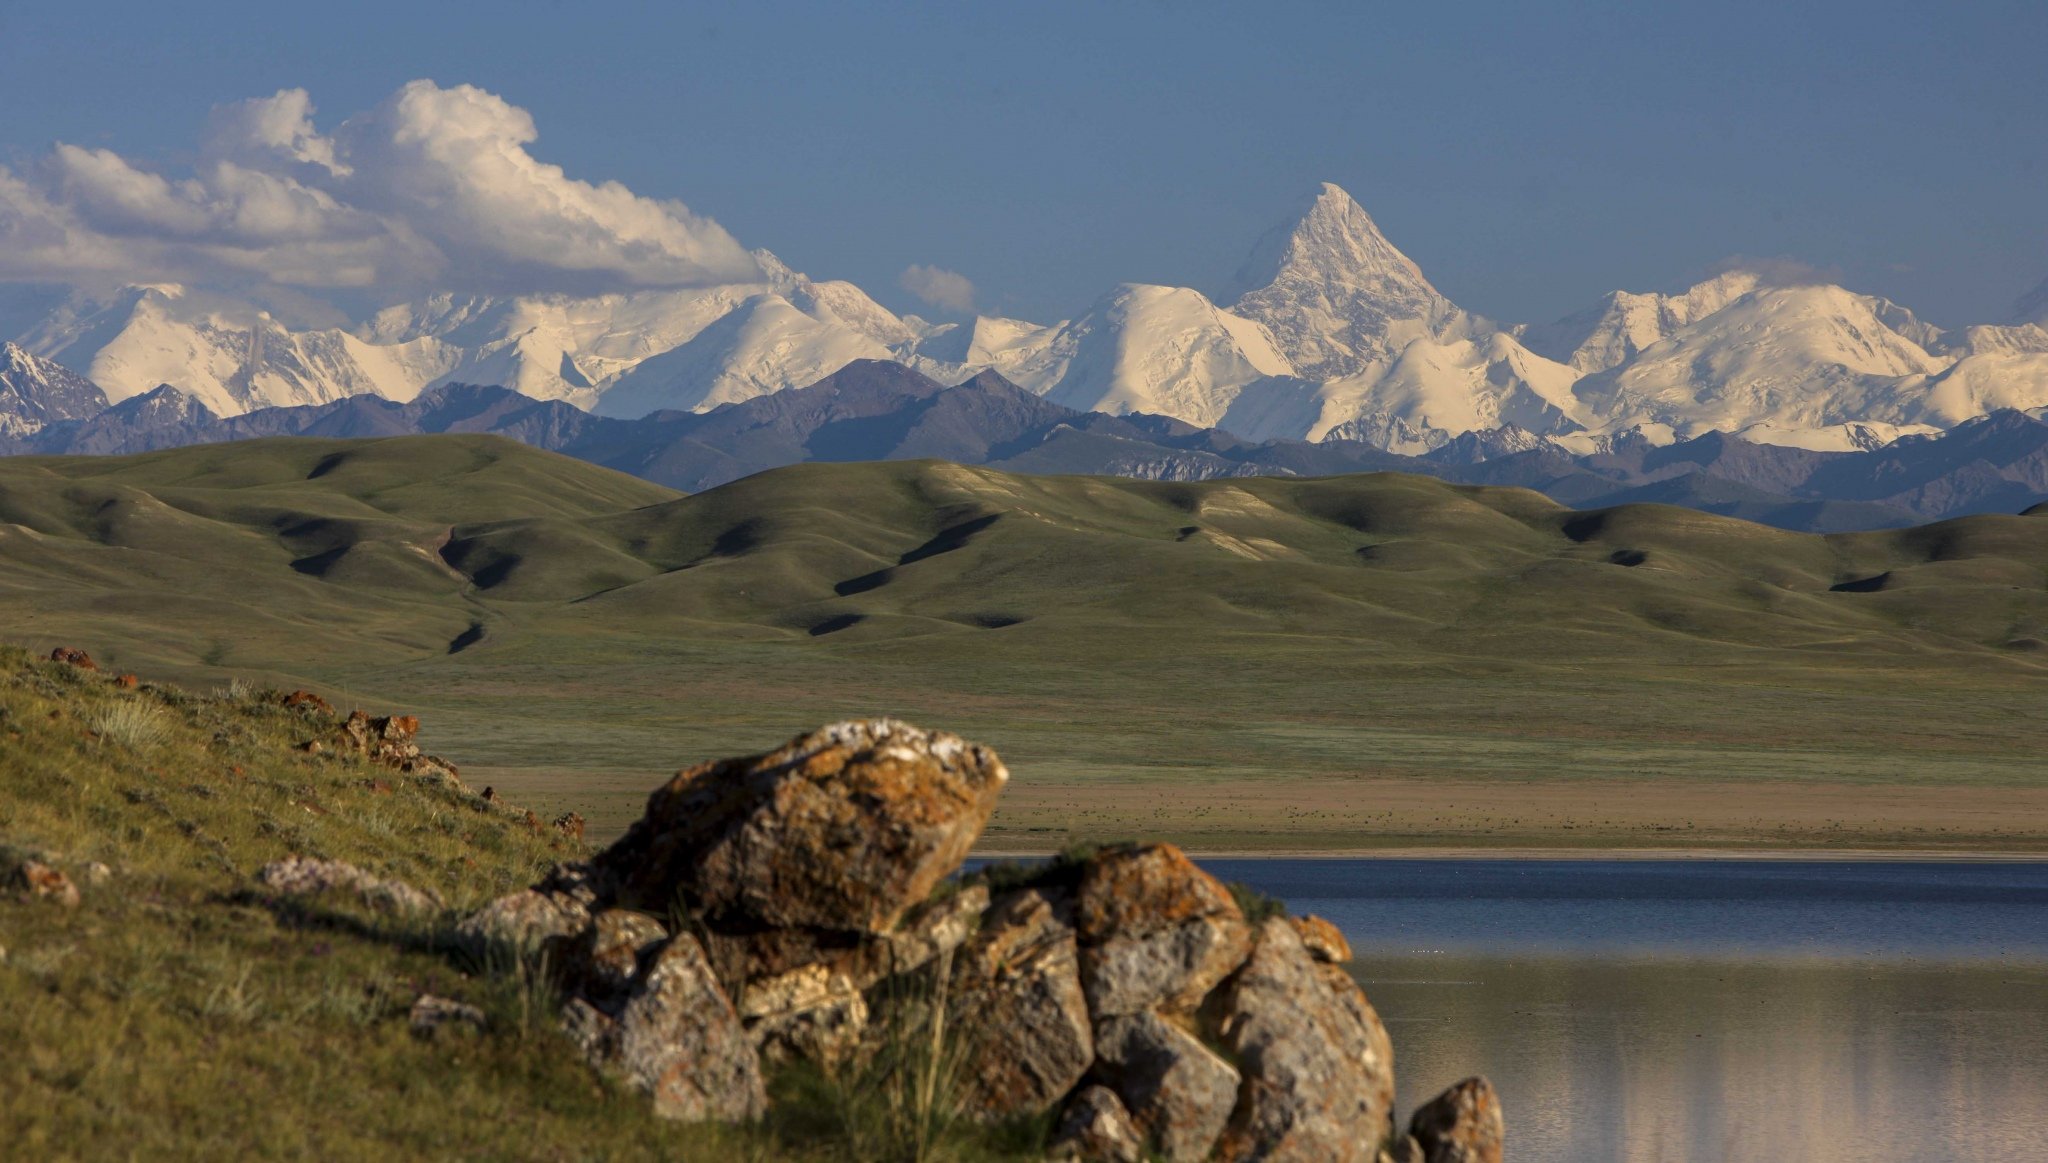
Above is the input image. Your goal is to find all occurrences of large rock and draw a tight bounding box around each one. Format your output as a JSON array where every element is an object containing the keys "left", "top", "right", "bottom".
[
  {"left": 1048, "top": 1085, "right": 1146, "bottom": 1163},
  {"left": 456, "top": 862, "right": 604, "bottom": 953},
  {"left": 257, "top": 856, "right": 440, "bottom": 915},
  {"left": 1075, "top": 843, "right": 1252, "bottom": 1016},
  {"left": 596, "top": 719, "right": 1007, "bottom": 935},
  {"left": 728, "top": 883, "right": 988, "bottom": 1065},
  {"left": 1093, "top": 1009, "right": 1240, "bottom": 1161},
  {"left": 1214, "top": 918, "right": 1397, "bottom": 1163},
  {"left": 952, "top": 887, "right": 1094, "bottom": 1120},
  {"left": 1409, "top": 1077, "right": 1504, "bottom": 1163},
  {"left": 562, "top": 931, "right": 766, "bottom": 1123}
]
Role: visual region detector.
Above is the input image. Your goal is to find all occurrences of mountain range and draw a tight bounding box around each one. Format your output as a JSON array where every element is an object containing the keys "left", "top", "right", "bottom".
[
  {"left": 6, "top": 183, "right": 2048, "bottom": 460},
  {"left": 16, "top": 357, "right": 2048, "bottom": 533}
]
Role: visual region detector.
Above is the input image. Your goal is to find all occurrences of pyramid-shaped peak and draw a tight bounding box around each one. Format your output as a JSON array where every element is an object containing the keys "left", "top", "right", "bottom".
[{"left": 1231, "top": 182, "right": 1444, "bottom": 308}]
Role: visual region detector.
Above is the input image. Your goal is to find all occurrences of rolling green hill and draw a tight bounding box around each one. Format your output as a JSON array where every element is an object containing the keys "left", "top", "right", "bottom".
[{"left": 5, "top": 434, "right": 2047, "bottom": 850}]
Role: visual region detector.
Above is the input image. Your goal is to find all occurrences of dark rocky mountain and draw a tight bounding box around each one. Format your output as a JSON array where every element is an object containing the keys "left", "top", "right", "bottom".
[
  {"left": 0, "top": 341, "right": 109, "bottom": 439},
  {"left": 10, "top": 356, "right": 2048, "bottom": 532}
]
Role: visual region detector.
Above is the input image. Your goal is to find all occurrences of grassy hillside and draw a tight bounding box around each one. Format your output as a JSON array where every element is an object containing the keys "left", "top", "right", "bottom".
[{"left": 4, "top": 435, "right": 2048, "bottom": 850}]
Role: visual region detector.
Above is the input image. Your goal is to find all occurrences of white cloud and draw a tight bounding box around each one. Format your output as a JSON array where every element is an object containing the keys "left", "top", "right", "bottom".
[
  {"left": 898, "top": 263, "right": 975, "bottom": 313},
  {"left": 0, "top": 81, "right": 760, "bottom": 302}
]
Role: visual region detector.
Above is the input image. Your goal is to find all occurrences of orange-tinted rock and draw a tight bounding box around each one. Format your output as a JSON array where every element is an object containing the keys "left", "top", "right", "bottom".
[
  {"left": 48, "top": 647, "right": 96, "bottom": 670},
  {"left": 113, "top": 673, "right": 139, "bottom": 689},
  {"left": 362, "top": 778, "right": 393, "bottom": 795},
  {"left": 552, "top": 812, "right": 587, "bottom": 842},
  {"left": 280, "top": 690, "right": 334, "bottom": 715},
  {"left": 1291, "top": 914, "right": 1352, "bottom": 963},
  {"left": 11, "top": 859, "right": 80, "bottom": 907},
  {"left": 954, "top": 887, "right": 1094, "bottom": 1120},
  {"left": 1075, "top": 843, "right": 1252, "bottom": 1016},
  {"left": 1214, "top": 918, "right": 1396, "bottom": 1163},
  {"left": 1409, "top": 1077, "right": 1503, "bottom": 1163},
  {"left": 596, "top": 719, "right": 1008, "bottom": 935}
]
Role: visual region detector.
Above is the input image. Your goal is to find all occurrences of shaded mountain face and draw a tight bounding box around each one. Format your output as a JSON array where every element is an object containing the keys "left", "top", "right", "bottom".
[
  {"left": 16, "top": 356, "right": 2048, "bottom": 533},
  {"left": 0, "top": 342, "right": 109, "bottom": 438}
]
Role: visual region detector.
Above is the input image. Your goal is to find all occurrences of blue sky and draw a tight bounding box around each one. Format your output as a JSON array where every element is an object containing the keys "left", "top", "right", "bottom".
[{"left": 1, "top": 0, "right": 2043, "bottom": 327}]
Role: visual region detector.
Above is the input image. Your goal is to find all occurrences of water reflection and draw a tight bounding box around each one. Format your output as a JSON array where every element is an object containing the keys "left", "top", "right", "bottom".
[
  {"left": 1360, "top": 955, "right": 2048, "bottom": 1163},
  {"left": 1195, "top": 859, "right": 2048, "bottom": 1162}
]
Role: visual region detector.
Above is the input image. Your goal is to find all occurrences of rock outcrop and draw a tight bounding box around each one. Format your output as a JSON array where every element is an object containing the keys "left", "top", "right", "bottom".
[
  {"left": 47, "top": 647, "right": 96, "bottom": 670},
  {"left": 954, "top": 886, "right": 1096, "bottom": 1119},
  {"left": 1075, "top": 843, "right": 1252, "bottom": 1017},
  {"left": 1213, "top": 917, "right": 1396, "bottom": 1162},
  {"left": 1409, "top": 1076, "right": 1504, "bottom": 1163},
  {"left": 457, "top": 718, "right": 1496, "bottom": 1156}
]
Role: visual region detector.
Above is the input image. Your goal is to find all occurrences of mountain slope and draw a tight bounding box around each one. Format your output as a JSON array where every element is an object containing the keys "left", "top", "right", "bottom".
[{"left": 0, "top": 341, "right": 108, "bottom": 437}]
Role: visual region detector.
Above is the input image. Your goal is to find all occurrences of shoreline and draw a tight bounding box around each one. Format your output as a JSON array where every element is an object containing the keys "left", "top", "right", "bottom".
[{"left": 970, "top": 846, "right": 2048, "bottom": 862}]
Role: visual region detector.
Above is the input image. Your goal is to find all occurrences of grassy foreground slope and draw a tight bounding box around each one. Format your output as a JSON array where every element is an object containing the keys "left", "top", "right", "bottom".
[{"left": 4, "top": 435, "right": 2048, "bottom": 850}]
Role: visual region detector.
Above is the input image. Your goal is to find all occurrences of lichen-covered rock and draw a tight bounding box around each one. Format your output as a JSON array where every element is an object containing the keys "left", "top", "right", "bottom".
[
  {"left": 334, "top": 710, "right": 459, "bottom": 780},
  {"left": 1075, "top": 843, "right": 1252, "bottom": 1016},
  {"left": 1214, "top": 918, "right": 1396, "bottom": 1163},
  {"left": 953, "top": 887, "right": 1094, "bottom": 1120},
  {"left": 595, "top": 719, "right": 1007, "bottom": 935},
  {"left": 10, "top": 859, "right": 80, "bottom": 907},
  {"left": 457, "top": 862, "right": 605, "bottom": 952},
  {"left": 1409, "top": 1077, "right": 1503, "bottom": 1163},
  {"left": 739, "top": 960, "right": 869, "bottom": 1065},
  {"left": 563, "top": 932, "right": 765, "bottom": 1123},
  {"left": 257, "top": 855, "right": 440, "bottom": 915},
  {"left": 1093, "top": 1009, "right": 1240, "bottom": 1161},
  {"left": 1290, "top": 914, "right": 1352, "bottom": 964},
  {"left": 1048, "top": 1085, "right": 1146, "bottom": 1163}
]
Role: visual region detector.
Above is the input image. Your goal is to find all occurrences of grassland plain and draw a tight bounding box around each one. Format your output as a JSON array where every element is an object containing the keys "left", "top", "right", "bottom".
[{"left": 4, "top": 434, "right": 2048, "bottom": 851}]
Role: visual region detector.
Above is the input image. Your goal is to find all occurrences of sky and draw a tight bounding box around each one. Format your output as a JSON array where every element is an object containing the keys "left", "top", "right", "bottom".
[{"left": 0, "top": 0, "right": 2043, "bottom": 329}]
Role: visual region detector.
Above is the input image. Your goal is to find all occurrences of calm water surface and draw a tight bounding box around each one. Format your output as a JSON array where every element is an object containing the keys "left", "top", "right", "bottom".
[{"left": 1203, "top": 860, "right": 2048, "bottom": 1163}]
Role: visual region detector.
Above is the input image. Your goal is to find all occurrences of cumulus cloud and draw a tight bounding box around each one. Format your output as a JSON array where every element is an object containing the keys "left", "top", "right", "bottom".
[
  {"left": 0, "top": 81, "right": 760, "bottom": 302},
  {"left": 898, "top": 264, "right": 975, "bottom": 313},
  {"left": 1708, "top": 255, "right": 1845, "bottom": 289}
]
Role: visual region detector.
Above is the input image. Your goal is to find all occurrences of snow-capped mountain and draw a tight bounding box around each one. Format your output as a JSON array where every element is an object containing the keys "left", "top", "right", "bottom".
[
  {"left": 7, "top": 183, "right": 2048, "bottom": 459},
  {"left": 1518, "top": 271, "right": 1764, "bottom": 375},
  {"left": 1, "top": 341, "right": 109, "bottom": 437}
]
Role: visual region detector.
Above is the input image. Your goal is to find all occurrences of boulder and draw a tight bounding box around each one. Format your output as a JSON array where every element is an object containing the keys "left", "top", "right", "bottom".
[
  {"left": 952, "top": 887, "right": 1094, "bottom": 1120},
  {"left": 280, "top": 690, "right": 334, "bottom": 715},
  {"left": 1075, "top": 843, "right": 1252, "bottom": 1016},
  {"left": 726, "top": 881, "right": 988, "bottom": 1064},
  {"left": 47, "top": 647, "right": 95, "bottom": 670},
  {"left": 1290, "top": 914, "right": 1352, "bottom": 963},
  {"left": 551, "top": 811, "right": 586, "bottom": 842},
  {"left": 1093, "top": 1009, "right": 1240, "bottom": 1160},
  {"left": 1409, "top": 1077, "right": 1503, "bottom": 1163},
  {"left": 1048, "top": 1085, "right": 1146, "bottom": 1163},
  {"left": 335, "top": 710, "right": 458, "bottom": 780},
  {"left": 562, "top": 931, "right": 766, "bottom": 1123},
  {"left": 594, "top": 719, "right": 1007, "bottom": 935},
  {"left": 559, "top": 909, "right": 669, "bottom": 1002},
  {"left": 458, "top": 862, "right": 605, "bottom": 953},
  {"left": 1213, "top": 918, "right": 1396, "bottom": 1163},
  {"left": 10, "top": 859, "right": 80, "bottom": 907},
  {"left": 256, "top": 855, "right": 440, "bottom": 915}
]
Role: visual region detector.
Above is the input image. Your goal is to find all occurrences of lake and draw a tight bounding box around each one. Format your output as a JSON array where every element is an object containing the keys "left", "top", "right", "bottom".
[{"left": 1203, "top": 858, "right": 2048, "bottom": 1163}]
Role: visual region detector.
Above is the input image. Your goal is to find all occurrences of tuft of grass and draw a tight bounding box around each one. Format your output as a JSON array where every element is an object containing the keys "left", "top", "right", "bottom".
[
  {"left": 1227, "top": 880, "right": 1289, "bottom": 924},
  {"left": 90, "top": 700, "right": 172, "bottom": 750}
]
